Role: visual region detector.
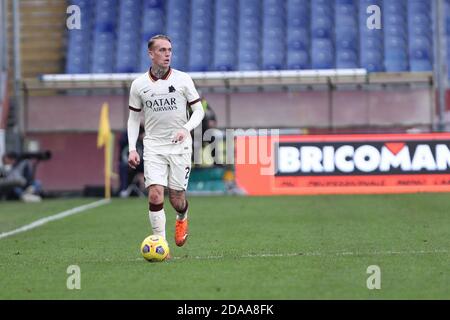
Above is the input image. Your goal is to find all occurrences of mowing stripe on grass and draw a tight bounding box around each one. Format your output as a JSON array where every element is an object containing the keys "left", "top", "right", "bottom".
[
  {"left": 0, "top": 199, "right": 111, "bottom": 240},
  {"left": 129, "top": 249, "right": 449, "bottom": 262},
  {"left": 170, "top": 249, "right": 449, "bottom": 261}
]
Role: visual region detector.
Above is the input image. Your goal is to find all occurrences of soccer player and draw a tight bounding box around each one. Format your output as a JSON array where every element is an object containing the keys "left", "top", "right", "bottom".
[{"left": 127, "top": 35, "right": 204, "bottom": 251}]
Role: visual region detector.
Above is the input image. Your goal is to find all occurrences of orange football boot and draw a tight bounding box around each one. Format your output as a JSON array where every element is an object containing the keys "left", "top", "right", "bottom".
[{"left": 175, "top": 218, "right": 189, "bottom": 247}]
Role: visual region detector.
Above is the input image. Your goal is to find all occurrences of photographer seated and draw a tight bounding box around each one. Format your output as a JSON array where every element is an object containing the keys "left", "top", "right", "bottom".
[{"left": 0, "top": 152, "right": 42, "bottom": 203}]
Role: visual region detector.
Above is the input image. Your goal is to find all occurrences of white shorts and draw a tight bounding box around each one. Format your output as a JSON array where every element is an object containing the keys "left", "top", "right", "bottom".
[{"left": 143, "top": 153, "right": 192, "bottom": 191}]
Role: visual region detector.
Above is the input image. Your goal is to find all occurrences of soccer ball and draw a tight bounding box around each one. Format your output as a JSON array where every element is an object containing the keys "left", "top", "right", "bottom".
[{"left": 140, "top": 235, "right": 170, "bottom": 262}]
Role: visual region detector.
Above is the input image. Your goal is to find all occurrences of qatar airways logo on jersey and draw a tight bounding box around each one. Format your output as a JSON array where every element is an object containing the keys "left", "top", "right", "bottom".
[
  {"left": 276, "top": 141, "right": 450, "bottom": 176},
  {"left": 145, "top": 98, "right": 178, "bottom": 112}
]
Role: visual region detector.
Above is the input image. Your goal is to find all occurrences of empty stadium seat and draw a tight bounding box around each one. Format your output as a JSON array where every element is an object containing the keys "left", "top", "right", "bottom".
[
  {"left": 262, "top": 0, "right": 286, "bottom": 70},
  {"left": 189, "top": 0, "right": 213, "bottom": 71},
  {"left": 238, "top": 0, "right": 262, "bottom": 70},
  {"left": 64, "top": 0, "right": 441, "bottom": 75},
  {"left": 407, "top": 0, "right": 433, "bottom": 71},
  {"left": 311, "top": 0, "right": 334, "bottom": 69},
  {"left": 166, "top": 0, "right": 190, "bottom": 70},
  {"left": 115, "top": 0, "right": 141, "bottom": 73}
]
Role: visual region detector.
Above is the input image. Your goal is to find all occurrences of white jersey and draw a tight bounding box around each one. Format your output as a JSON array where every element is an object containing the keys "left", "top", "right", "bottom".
[{"left": 129, "top": 68, "right": 200, "bottom": 154}]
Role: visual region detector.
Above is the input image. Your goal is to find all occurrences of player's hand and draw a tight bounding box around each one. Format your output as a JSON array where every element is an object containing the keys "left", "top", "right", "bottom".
[
  {"left": 128, "top": 150, "right": 140, "bottom": 169},
  {"left": 172, "top": 128, "right": 189, "bottom": 143}
]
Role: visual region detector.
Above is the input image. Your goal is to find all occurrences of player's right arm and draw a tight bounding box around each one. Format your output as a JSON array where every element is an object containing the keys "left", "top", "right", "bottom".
[{"left": 128, "top": 80, "right": 143, "bottom": 169}]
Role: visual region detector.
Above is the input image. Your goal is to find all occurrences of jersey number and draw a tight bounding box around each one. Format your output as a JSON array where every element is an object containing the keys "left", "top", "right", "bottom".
[{"left": 185, "top": 167, "right": 190, "bottom": 180}]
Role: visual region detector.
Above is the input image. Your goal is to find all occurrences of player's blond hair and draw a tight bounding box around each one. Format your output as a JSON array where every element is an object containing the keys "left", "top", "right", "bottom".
[{"left": 148, "top": 34, "right": 172, "bottom": 50}]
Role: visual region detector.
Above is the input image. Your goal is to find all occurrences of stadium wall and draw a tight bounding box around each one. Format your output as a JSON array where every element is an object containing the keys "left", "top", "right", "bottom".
[
  {"left": 26, "top": 89, "right": 434, "bottom": 131},
  {"left": 26, "top": 132, "right": 121, "bottom": 193},
  {"left": 23, "top": 88, "right": 436, "bottom": 192}
]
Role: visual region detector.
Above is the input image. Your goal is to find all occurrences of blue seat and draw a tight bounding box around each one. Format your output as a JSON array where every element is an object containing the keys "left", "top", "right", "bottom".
[
  {"left": 93, "top": 0, "right": 117, "bottom": 32},
  {"left": 311, "top": 50, "right": 334, "bottom": 69},
  {"left": 142, "top": 10, "right": 165, "bottom": 35},
  {"left": 311, "top": 4, "right": 333, "bottom": 18},
  {"left": 189, "top": 42, "right": 212, "bottom": 71},
  {"left": 66, "top": 58, "right": 90, "bottom": 74},
  {"left": 213, "top": 51, "right": 236, "bottom": 71},
  {"left": 361, "top": 49, "right": 383, "bottom": 71},
  {"left": 337, "top": 50, "right": 358, "bottom": 68},
  {"left": 92, "top": 53, "right": 114, "bottom": 73},
  {"left": 385, "top": 36, "right": 408, "bottom": 50},
  {"left": 264, "top": 0, "right": 285, "bottom": 17},
  {"left": 311, "top": 16, "right": 333, "bottom": 38},
  {"left": 408, "top": 13, "right": 430, "bottom": 26},
  {"left": 238, "top": 50, "right": 256, "bottom": 64},
  {"left": 239, "top": 41, "right": 260, "bottom": 53},
  {"left": 287, "top": 28, "right": 309, "bottom": 50},
  {"left": 385, "top": 25, "right": 407, "bottom": 38},
  {"left": 214, "top": 0, "right": 238, "bottom": 71},
  {"left": 66, "top": 1, "right": 93, "bottom": 74},
  {"left": 189, "top": 54, "right": 211, "bottom": 72},
  {"left": 409, "top": 36, "right": 431, "bottom": 50},
  {"left": 143, "top": 0, "right": 164, "bottom": 9},
  {"left": 287, "top": 50, "right": 309, "bottom": 69},
  {"left": 240, "top": 17, "right": 260, "bottom": 29},
  {"left": 409, "top": 59, "right": 433, "bottom": 72},
  {"left": 63, "top": 0, "right": 447, "bottom": 74},
  {"left": 385, "top": 60, "right": 408, "bottom": 72},
  {"left": 116, "top": 52, "right": 139, "bottom": 73},
  {"left": 264, "top": 16, "right": 285, "bottom": 29},
  {"left": 384, "top": 2, "right": 406, "bottom": 15},
  {"left": 287, "top": 16, "right": 309, "bottom": 28},
  {"left": 385, "top": 48, "right": 408, "bottom": 60},
  {"left": 238, "top": 0, "right": 261, "bottom": 71},
  {"left": 384, "top": 14, "right": 407, "bottom": 28},
  {"left": 312, "top": 38, "right": 334, "bottom": 52},
  {"left": 409, "top": 24, "right": 432, "bottom": 37},
  {"left": 240, "top": 27, "right": 261, "bottom": 40},
  {"left": 262, "top": 51, "right": 285, "bottom": 70},
  {"left": 239, "top": 62, "right": 260, "bottom": 71},
  {"left": 170, "top": 51, "right": 188, "bottom": 71},
  {"left": 312, "top": 38, "right": 334, "bottom": 69}
]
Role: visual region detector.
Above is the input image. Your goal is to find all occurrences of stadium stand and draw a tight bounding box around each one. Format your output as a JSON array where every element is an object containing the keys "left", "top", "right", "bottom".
[
  {"left": 213, "top": 0, "right": 238, "bottom": 71},
  {"left": 447, "top": 0, "right": 450, "bottom": 79},
  {"left": 238, "top": 0, "right": 262, "bottom": 71},
  {"left": 140, "top": 0, "right": 166, "bottom": 71},
  {"left": 166, "top": 0, "right": 190, "bottom": 71},
  {"left": 65, "top": 0, "right": 438, "bottom": 74}
]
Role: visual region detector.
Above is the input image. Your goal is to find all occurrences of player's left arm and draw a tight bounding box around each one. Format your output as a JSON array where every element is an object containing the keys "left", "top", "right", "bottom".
[
  {"left": 172, "top": 76, "right": 205, "bottom": 143},
  {"left": 172, "top": 101, "right": 204, "bottom": 143}
]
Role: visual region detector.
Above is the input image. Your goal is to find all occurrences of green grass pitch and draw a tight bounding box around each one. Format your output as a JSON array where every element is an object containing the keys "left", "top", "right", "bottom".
[{"left": 0, "top": 194, "right": 449, "bottom": 299}]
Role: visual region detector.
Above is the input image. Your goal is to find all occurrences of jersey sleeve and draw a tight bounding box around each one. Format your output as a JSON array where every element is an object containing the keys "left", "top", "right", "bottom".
[
  {"left": 129, "top": 80, "right": 142, "bottom": 112},
  {"left": 184, "top": 74, "right": 201, "bottom": 106}
]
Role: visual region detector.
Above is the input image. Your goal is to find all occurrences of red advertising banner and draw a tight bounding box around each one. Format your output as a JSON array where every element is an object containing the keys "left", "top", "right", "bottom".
[{"left": 234, "top": 133, "right": 450, "bottom": 195}]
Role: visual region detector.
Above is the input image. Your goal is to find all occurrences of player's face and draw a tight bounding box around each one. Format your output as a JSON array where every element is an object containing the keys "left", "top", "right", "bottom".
[{"left": 149, "top": 39, "right": 172, "bottom": 68}]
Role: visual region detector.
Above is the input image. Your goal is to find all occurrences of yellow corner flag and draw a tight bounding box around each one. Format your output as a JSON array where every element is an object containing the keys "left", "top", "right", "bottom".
[{"left": 97, "top": 103, "right": 113, "bottom": 199}]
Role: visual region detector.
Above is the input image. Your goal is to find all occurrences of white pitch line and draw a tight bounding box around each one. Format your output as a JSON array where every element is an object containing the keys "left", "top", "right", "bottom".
[{"left": 0, "top": 198, "right": 111, "bottom": 240}]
